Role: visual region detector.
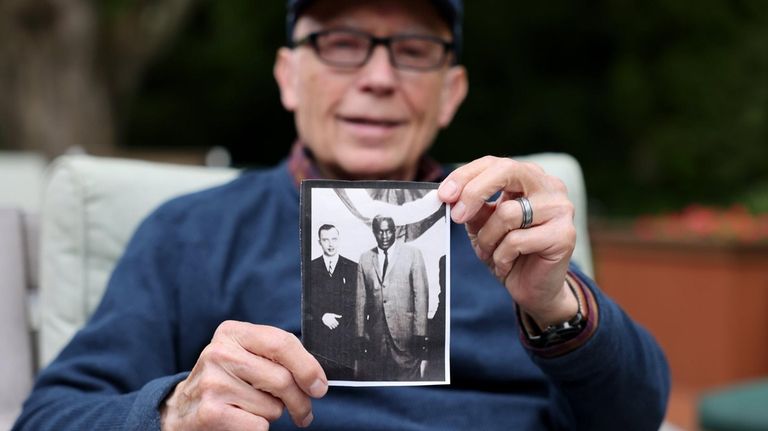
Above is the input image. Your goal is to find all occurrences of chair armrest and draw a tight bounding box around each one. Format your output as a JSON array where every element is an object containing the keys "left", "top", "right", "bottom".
[{"left": 0, "top": 207, "right": 35, "bottom": 420}]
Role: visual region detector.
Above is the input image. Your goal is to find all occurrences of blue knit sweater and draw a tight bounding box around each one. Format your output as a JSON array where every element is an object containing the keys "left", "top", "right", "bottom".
[{"left": 14, "top": 161, "right": 669, "bottom": 430}]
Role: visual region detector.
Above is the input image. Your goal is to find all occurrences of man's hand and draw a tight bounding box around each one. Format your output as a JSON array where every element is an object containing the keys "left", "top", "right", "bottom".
[
  {"left": 438, "top": 156, "right": 579, "bottom": 328},
  {"left": 321, "top": 313, "right": 342, "bottom": 330},
  {"left": 160, "top": 321, "right": 328, "bottom": 430}
]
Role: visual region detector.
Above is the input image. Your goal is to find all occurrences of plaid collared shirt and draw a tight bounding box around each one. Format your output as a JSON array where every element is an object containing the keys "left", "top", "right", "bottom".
[{"left": 286, "top": 141, "right": 445, "bottom": 185}]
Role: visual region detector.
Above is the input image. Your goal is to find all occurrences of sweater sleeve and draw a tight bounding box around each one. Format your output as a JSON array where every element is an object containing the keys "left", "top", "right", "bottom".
[
  {"left": 13, "top": 208, "right": 188, "bottom": 431},
  {"left": 525, "top": 265, "right": 671, "bottom": 430}
]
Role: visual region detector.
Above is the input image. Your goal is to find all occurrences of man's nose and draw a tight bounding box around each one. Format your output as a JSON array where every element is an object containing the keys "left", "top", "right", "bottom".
[{"left": 358, "top": 45, "right": 397, "bottom": 95}]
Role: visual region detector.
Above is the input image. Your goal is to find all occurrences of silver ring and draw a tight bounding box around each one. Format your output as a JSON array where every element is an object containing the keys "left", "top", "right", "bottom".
[{"left": 515, "top": 197, "right": 534, "bottom": 229}]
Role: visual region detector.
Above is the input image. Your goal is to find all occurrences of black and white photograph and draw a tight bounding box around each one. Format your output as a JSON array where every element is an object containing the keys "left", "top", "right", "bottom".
[{"left": 301, "top": 180, "right": 450, "bottom": 386}]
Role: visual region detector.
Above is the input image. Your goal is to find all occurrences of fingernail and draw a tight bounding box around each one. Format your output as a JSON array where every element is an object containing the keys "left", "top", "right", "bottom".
[
  {"left": 452, "top": 201, "right": 466, "bottom": 223},
  {"left": 301, "top": 412, "right": 314, "bottom": 427},
  {"left": 478, "top": 248, "right": 489, "bottom": 261},
  {"left": 439, "top": 180, "right": 458, "bottom": 199},
  {"left": 494, "top": 265, "right": 505, "bottom": 279},
  {"left": 309, "top": 379, "right": 327, "bottom": 398},
  {"left": 494, "top": 262, "right": 510, "bottom": 279}
]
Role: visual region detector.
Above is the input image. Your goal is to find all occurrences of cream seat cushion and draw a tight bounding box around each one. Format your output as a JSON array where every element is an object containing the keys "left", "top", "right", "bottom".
[
  {"left": 38, "top": 153, "right": 592, "bottom": 368},
  {"left": 39, "top": 155, "right": 239, "bottom": 367}
]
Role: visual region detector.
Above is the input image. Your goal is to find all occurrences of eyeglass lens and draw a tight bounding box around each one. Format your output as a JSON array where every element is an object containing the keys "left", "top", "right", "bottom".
[{"left": 312, "top": 30, "right": 448, "bottom": 70}]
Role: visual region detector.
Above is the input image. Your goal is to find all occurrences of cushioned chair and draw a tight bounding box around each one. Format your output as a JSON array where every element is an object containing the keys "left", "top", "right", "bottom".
[{"left": 3, "top": 153, "right": 595, "bottom": 429}]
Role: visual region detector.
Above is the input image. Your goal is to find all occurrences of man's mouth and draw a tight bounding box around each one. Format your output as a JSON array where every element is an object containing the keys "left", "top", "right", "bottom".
[
  {"left": 337, "top": 114, "right": 409, "bottom": 144},
  {"left": 341, "top": 116, "right": 403, "bottom": 126}
]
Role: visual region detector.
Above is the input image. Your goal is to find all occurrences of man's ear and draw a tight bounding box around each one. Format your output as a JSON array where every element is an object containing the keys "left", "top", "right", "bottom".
[
  {"left": 437, "top": 65, "right": 469, "bottom": 128},
  {"left": 274, "top": 47, "right": 298, "bottom": 111}
]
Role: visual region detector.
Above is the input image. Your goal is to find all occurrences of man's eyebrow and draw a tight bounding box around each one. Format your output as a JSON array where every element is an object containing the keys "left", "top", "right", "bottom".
[{"left": 320, "top": 18, "right": 441, "bottom": 36}]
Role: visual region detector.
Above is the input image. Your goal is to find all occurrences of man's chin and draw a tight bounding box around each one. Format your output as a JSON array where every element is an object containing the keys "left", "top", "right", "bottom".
[{"left": 334, "top": 154, "right": 406, "bottom": 180}]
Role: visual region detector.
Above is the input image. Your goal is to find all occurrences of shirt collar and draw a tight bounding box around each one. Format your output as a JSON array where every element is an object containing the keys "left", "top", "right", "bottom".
[
  {"left": 322, "top": 253, "right": 339, "bottom": 267},
  {"left": 287, "top": 140, "right": 445, "bottom": 187},
  {"left": 377, "top": 240, "right": 398, "bottom": 257}
]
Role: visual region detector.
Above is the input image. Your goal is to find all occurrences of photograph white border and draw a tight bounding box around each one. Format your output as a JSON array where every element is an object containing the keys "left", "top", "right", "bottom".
[{"left": 301, "top": 180, "right": 451, "bottom": 387}]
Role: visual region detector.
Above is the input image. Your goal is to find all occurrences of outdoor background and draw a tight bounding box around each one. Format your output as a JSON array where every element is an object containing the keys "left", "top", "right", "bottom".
[
  {"left": 2, "top": 2, "right": 768, "bottom": 429},
  {"left": 2, "top": 0, "right": 766, "bottom": 217}
]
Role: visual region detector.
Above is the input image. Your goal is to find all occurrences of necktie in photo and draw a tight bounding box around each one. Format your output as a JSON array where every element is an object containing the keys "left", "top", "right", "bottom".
[
  {"left": 328, "top": 262, "right": 333, "bottom": 276},
  {"left": 382, "top": 250, "right": 389, "bottom": 279}
]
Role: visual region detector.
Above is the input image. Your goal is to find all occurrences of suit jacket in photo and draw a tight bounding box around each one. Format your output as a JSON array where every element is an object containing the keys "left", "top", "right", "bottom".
[
  {"left": 355, "top": 243, "right": 429, "bottom": 353},
  {"left": 306, "top": 255, "right": 358, "bottom": 368}
]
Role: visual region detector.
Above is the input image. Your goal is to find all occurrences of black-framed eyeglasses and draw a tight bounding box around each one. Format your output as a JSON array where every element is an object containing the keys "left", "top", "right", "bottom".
[{"left": 292, "top": 29, "right": 455, "bottom": 71}]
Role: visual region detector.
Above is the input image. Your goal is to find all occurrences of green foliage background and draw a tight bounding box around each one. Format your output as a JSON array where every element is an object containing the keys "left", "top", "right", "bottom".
[{"left": 124, "top": 0, "right": 768, "bottom": 216}]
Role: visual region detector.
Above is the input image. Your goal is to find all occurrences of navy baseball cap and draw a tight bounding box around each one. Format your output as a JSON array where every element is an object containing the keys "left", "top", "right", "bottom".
[{"left": 286, "top": 0, "right": 463, "bottom": 58}]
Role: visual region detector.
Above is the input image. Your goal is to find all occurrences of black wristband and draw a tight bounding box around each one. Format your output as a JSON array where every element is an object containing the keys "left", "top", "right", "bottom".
[{"left": 521, "top": 278, "right": 586, "bottom": 348}]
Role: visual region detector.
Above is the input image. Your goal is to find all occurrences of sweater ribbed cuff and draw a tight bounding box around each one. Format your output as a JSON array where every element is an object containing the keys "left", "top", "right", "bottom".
[{"left": 125, "top": 372, "right": 190, "bottom": 431}]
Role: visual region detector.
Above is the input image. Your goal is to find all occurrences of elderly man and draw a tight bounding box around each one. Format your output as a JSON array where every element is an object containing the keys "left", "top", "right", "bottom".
[
  {"left": 14, "top": 0, "right": 670, "bottom": 430},
  {"left": 356, "top": 215, "right": 429, "bottom": 381}
]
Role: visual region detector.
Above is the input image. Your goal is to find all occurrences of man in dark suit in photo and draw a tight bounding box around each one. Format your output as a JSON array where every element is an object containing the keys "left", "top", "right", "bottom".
[
  {"left": 307, "top": 224, "right": 358, "bottom": 379},
  {"left": 356, "top": 215, "right": 429, "bottom": 381},
  {"left": 425, "top": 255, "right": 446, "bottom": 381}
]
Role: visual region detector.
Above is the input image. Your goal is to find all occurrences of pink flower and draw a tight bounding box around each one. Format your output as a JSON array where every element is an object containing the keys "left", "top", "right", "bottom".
[{"left": 632, "top": 204, "right": 768, "bottom": 243}]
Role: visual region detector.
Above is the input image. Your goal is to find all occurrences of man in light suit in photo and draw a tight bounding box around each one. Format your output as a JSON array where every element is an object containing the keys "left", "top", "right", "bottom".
[{"left": 356, "top": 215, "right": 429, "bottom": 381}]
